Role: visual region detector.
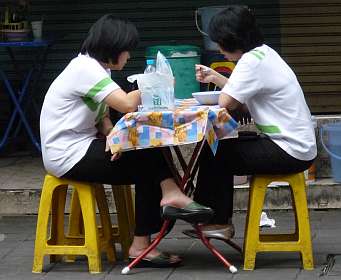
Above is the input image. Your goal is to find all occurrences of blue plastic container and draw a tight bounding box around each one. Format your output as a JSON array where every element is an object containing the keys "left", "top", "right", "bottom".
[{"left": 320, "top": 122, "right": 341, "bottom": 182}]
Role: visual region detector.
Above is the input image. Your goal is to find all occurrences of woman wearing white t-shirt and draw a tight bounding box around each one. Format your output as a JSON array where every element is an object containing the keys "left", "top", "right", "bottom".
[
  {"left": 40, "top": 14, "right": 213, "bottom": 268},
  {"left": 183, "top": 6, "right": 317, "bottom": 241}
]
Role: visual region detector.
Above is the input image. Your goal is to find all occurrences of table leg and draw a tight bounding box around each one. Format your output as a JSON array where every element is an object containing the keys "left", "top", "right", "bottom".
[
  {"left": 0, "top": 69, "right": 41, "bottom": 152},
  {"left": 13, "top": 46, "right": 50, "bottom": 138},
  {"left": 173, "top": 145, "right": 200, "bottom": 195},
  {"left": 120, "top": 143, "right": 206, "bottom": 274},
  {"left": 120, "top": 141, "right": 241, "bottom": 274},
  {"left": 121, "top": 220, "right": 171, "bottom": 274},
  {"left": 171, "top": 143, "right": 241, "bottom": 273},
  {"left": 193, "top": 224, "right": 238, "bottom": 273}
]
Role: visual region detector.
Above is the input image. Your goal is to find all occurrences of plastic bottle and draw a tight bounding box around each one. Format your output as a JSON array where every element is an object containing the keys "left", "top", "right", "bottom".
[{"left": 144, "top": 59, "right": 156, "bottom": 73}]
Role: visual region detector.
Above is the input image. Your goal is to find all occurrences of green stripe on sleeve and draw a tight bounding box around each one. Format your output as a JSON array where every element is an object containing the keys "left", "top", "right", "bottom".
[
  {"left": 250, "top": 51, "right": 263, "bottom": 60},
  {"left": 256, "top": 123, "right": 281, "bottom": 133},
  {"left": 86, "top": 77, "right": 113, "bottom": 99},
  {"left": 253, "top": 49, "right": 265, "bottom": 57},
  {"left": 82, "top": 77, "right": 113, "bottom": 111}
]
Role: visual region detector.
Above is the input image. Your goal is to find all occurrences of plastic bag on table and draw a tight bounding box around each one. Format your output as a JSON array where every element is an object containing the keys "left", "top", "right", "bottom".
[{"left": 127, "top": 51, "right": 175, "bottom": 111}]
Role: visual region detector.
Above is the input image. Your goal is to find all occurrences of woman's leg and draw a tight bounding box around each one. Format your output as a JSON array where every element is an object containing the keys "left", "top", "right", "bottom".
[
  {"left": 194, "top": 135, "right": 314, "bottom": 225},
  {"left": 194, "top": 142, "right": 234, "bottom": 224},
  {"left": 134, "top": 182, "right": 162, "bottom": 236},
  {"left": 63, "top": 139, "right": 208, "bottom": 262}
]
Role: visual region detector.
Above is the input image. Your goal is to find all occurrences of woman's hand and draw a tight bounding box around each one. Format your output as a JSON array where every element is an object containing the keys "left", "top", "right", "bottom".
[
  {"left": 195, "top": 64, "right": 228, "bottom": 89},
  {"left": 104, "top": 140, "right": 122, "bottom": 161},
  {"left": 195, "top": 64, "right": 217, "bottom": 84},
  {"left": 110, "top": 151, "right": 122, "bottom": 161}
]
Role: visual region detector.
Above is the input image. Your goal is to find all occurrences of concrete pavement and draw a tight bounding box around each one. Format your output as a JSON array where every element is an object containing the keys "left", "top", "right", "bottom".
[
  {"left": 1, "top": 152, "right": 341, "bottom": 279},
  {"left": 1, "top": 210, "right": 341, "bottom": 279}
]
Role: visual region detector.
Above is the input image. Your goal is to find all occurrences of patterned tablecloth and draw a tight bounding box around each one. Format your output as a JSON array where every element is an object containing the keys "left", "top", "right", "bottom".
[{"left": 107, "top": 99, "right": 239, "bottom": 155}]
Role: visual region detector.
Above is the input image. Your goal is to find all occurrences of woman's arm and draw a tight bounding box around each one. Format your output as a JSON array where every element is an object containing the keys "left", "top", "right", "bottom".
[
  {"left": 218, "top": 93, "right": 241, "bottom": 111},
  {"left": 104, "top": 88, "right": 141, "bottom": 113},
  {"left": 96, "top": 115, "right": 114, "bottom": 136},
  {"left": 195, "top": 64, "right": 240, "bottom": 111},
  {"left": 195, "top": 64, "right": 228, "bottom": 89}
]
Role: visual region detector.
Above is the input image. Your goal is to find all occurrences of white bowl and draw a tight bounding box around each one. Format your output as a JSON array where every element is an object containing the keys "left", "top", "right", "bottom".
[{"left": 192, "top": 91, "right": 221, "bottom": 105}]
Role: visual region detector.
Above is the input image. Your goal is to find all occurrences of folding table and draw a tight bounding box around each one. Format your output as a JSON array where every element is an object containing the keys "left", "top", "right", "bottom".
[
  {"left": 0, "top": 39, "right": 53, "bottom": 152},
  {"left": 107, "top": 99, "right": 243, "bottom": 274}
]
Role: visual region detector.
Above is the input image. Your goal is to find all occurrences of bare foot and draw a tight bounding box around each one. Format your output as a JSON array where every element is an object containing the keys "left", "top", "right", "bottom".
[
  {"left": 159, "top": 179, "right": 192, "bottom": 208},
  {"left": 160, "top": 194, "right": 192, "bottom": 208}
]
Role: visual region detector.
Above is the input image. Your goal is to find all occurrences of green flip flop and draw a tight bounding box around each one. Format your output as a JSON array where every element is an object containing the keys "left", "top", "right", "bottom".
[{"left": 162, "top": 201, "right": 214, "bottom": 224}]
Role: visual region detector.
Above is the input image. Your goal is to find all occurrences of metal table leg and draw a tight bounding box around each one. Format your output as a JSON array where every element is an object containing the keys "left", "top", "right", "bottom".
[
  {"left": 0, "top": 69, "right": 41, "bottom": 152},
  {"left": 121, "top": 140, "right": 241, "bottom": 274},
  {"left": 172, "top": 143, "right": 241, "bottom": 273},
  {"left": 12, "top": 45, "right": 51, "bottom": 137}
]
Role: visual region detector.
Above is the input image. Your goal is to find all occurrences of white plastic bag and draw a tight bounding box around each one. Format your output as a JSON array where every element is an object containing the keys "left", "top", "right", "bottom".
[{"left": 127, "top": 51, "right": 175, "bottom": 111}]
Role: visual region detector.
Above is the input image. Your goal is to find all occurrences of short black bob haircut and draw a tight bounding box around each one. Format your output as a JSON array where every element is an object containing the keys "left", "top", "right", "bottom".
[
  {"left": 81, "top": 14, "right": 139, "bottom": 64},
  {"left": 208, "top": 5, "right": 264, "bottom": 53}
]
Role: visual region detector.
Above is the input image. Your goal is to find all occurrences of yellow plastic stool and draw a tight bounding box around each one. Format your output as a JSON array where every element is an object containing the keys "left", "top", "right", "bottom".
[
  {"left": 111, "top": 185, "right": 135, "bottom": 260},
  {"left": 65, "top": 184, "right": 116, "bottom": 263},
  {"left": 67, "top": 184, "right": 135, "bottom": 261},
  {"left": 32, "top": 174, "right": 114, "bottom": 274},
  {"left": 243, "top": 172, "right": 314, "bottom": 270}
]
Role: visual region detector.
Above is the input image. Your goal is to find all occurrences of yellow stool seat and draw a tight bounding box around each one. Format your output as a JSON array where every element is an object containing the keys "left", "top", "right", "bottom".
[
  {"left": 243, "top": 172, "right": 314, "bottom": 270},
  {"left": 32, "top": 175, "right": 134, "bottom": 273}
]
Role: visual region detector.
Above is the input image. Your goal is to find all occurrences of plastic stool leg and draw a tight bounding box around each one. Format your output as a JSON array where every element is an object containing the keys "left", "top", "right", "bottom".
[
  {"left": 50, "top": 186, "right": 67, "bottom": 263},
  {"left": 76, "top": 185, "right": 101, "bottom": 273},
  {"left": 291, "top": 183, "right": 314, "bottom": 269},
  {"left": 112, "top": 185, "right": 134, "bottom": 261},
  {"left": 32, "top": 179, "right": 55, "bottom": 273},
  {"left": 243, "top": 179, "right": 267, "bottom": 270},
  {"left": 65, "top": 189, "right": 82, "bottom": 262},
  {"left": 95, "top": 185, "right": 116, "bottom": 263}
]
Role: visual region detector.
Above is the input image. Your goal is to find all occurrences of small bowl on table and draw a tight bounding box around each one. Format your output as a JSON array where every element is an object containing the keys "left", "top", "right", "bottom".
[{"left": 192, "top": 91, "right": 221, "bottom": 105}]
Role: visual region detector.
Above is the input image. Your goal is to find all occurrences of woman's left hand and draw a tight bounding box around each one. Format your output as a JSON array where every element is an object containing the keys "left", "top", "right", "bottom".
[
  {"left": 104, "top": 140, "right": 122, "bottom": 161},
  {"left": 110, "top": 151, "right": 122, "bottom": 161}
]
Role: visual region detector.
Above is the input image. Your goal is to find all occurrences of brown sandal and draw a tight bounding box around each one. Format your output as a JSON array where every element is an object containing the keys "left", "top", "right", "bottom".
[{"left": 128, "top": 252, "right": 182, "bottom": 268}]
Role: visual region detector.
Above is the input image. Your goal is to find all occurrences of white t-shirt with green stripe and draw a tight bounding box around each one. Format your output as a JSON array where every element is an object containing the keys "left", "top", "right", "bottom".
[
  {"left": 40, "top": 54, "right": 120, "bottom": 177},
  {"left": 222, "top": 44, "right": 317, "bottom": 161}
]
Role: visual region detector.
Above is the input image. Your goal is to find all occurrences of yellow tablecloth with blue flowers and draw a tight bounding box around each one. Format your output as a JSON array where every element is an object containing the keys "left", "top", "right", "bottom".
[{"left": 107, "top": 99, "right": 239, "bottom": 155}]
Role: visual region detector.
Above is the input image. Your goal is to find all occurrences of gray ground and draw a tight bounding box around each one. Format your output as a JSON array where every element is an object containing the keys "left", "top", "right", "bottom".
[
  {"left": 1, "top": 154, "right": 341, "bottom": 279},
  {"left": 1, "top": 210, "right": 341, "bottom": 280}
]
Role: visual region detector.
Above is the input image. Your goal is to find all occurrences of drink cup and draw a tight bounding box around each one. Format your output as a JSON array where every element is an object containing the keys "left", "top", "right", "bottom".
[{"left": 31, "top": 21, "right": 43, "bottom": 39}]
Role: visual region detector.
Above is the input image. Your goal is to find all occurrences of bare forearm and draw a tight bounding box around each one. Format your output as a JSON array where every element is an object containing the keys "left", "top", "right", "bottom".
[
  {"left": 97, "top": 116, "right": 113, "bottom": 136},
  {"left": 213, "top": 73, "right": 228, "bottom": 89},
  {"left": 104, "top": 89, "right": 141, "bottom": 113},
  {"left": 125, "top": 90, "right": 141, "bottom": 112}
]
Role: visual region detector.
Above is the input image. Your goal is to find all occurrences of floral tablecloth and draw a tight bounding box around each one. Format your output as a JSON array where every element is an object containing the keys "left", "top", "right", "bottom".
[{"left": 107, "top": 99, "right": 239, "bottom": 155}]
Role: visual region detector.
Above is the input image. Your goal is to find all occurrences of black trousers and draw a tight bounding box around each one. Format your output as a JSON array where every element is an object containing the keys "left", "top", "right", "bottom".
[
  {"left": 194, "top": 134, "right": 315, "bottom": 224},
  {"left": 63, "top": 138, "right": 171, "bottom": 236}
]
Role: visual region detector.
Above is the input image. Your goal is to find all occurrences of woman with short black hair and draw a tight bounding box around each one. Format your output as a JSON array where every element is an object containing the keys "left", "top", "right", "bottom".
[
  {"left": 80, "top": 15, "right": 139, "bottom": 64},
  {"left": 184, "top": 5, "right": 316, "bottom": 241},
  {"left": 208, "top": 5, "right": 264, "bottom": 53},
  {"left": 40, "top": 14, "right": 213, "bottom": 268}
]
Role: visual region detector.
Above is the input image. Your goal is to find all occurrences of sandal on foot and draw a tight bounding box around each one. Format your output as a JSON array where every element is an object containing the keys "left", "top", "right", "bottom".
[
  {"left": 128, "top": 252, "right": 182, "bottom": 268},
  {"left": 183, "top": 224, "right": 235, "bottom": 241},
  {"left": 161, "top": 202, "right": 214, "bottom": 224}
]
